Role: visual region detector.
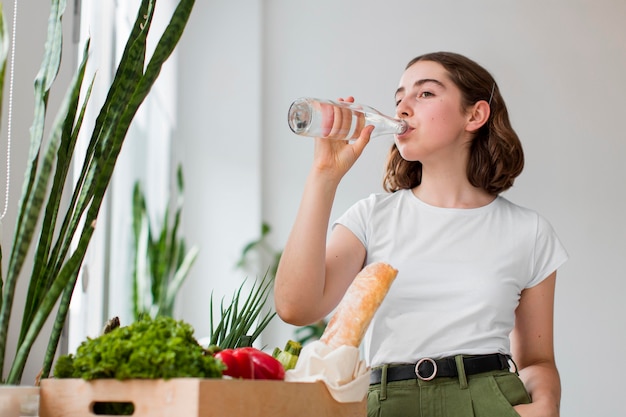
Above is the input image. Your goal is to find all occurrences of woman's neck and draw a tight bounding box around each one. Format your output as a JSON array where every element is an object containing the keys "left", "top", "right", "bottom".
[{"left": 412, "top": 166, "right": 495, "bottom": 209}]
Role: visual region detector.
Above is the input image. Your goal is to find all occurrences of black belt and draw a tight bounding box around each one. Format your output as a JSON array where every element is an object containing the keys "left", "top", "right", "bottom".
[{"left": 370, "top": 353, "right": 511, "bottom": 384}]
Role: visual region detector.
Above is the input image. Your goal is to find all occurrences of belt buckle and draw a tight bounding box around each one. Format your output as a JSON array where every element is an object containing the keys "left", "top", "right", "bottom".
[{"left": 415, "top": 358, "right": 437, "bottom": 381}]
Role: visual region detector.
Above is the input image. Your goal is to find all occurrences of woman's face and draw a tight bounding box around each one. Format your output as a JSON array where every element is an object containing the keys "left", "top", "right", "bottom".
[{"left": 394, "top": 60, "right": 471, "bottom": 163}]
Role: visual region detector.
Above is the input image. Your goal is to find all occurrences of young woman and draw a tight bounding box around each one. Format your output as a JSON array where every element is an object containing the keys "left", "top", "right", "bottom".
[{"left": 274, "top": 52, "right": 568, "bottom": 417}]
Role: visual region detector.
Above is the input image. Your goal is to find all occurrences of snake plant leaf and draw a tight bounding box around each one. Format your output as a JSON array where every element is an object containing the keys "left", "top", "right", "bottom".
[
  {"left": 37, "top": 66, "right": 95, "bottom": 379},
  {"left": 16, "top": 23, "right": 92, "bottom": 351},
  {"left": 161, "top": 245, "right": 199, "bottom": 316},
  {"left": 0, "top": 0, "right": 67, "bottom": 375},
  {"left": 0, "top": 0, "right": 10, "bottom": 318},
  {"left": 152, "top": 209, "right": 170, "bottom": 298},
  {"left": 9, "top": 0, "right": 65, "bottom": 263},
  {"left": 20, "top": 39, "right": 92, "bottom": 344},
  {"left": 7, "top": 230, "right": 87, "bottom": 383},
  {"left": 132, "top": 183, "right": 150, "bottom": 319}
]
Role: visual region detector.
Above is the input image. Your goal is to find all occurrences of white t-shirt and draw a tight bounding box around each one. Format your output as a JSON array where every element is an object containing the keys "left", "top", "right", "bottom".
[{"left": 333, "top": 189, "right": 569, "bottom": 367}]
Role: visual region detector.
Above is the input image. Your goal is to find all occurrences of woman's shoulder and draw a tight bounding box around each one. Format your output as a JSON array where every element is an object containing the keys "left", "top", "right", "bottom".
[
  {"left": 495, "top": 195, "right": 555, "bottom": 227},
  {"left": 357, "top": 189, "right": 411, "bottom": 208},
  {"left": 372, "top": 188, "right": 413, "bottom": 202}
]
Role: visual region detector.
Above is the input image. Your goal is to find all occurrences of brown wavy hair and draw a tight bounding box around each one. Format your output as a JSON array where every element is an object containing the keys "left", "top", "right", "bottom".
[{"left": 383, "top": 52, "right": 524, "bottom": 195}]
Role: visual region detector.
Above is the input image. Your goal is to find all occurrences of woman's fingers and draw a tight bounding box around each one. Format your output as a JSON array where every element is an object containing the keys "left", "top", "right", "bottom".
[{"left": 324, "top": 96, "right": 356, "bottom": 140}]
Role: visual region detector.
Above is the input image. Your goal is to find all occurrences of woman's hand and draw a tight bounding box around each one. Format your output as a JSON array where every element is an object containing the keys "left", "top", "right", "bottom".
[
  {"left": 514, "top": 400, "right": 559, "bottom": 417},
  {"left": 312, "top": 96, "right": 374, "bottom": 181}
]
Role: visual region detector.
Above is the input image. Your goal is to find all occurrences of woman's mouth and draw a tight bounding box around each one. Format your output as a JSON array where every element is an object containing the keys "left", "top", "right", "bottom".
[{"left": 396, "top": 126, "right": 413, "bottom": 140}]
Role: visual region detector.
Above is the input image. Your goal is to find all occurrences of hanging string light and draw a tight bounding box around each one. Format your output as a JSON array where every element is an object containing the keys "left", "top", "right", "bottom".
[{"left": 0, "top": 0, "right": 19, "bottom": 226}]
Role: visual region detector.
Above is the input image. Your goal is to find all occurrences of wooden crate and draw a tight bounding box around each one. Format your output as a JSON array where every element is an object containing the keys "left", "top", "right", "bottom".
[{"left": 39, "top": 378, "right": 367, "bottom": 417}]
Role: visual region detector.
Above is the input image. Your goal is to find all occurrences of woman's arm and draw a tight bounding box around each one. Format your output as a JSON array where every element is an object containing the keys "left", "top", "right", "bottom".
[
  {"left": 511, "top": 271, "right": 561, "bottom": 417},
  {"left": 274, "top": 170, "right": 366, "bottom": 325},
  {"left": 274, "top": 98, "right": 373, "bottom": 326}
]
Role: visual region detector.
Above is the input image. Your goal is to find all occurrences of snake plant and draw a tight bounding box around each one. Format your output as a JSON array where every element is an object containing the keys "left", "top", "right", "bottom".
[
  {"left": 0, "top": 0, "right": 195, "bottom": 385},
  {"left": 132, "top": 164, "right": 199, "bottom": 320}
]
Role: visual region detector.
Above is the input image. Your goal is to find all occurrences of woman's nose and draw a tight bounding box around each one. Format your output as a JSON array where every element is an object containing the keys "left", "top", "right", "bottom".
[{"left": 395, "top": 98, "right": 412, "bottom": 118}]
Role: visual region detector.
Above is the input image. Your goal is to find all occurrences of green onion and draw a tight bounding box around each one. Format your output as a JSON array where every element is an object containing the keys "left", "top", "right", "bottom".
[{"left": 208, "top": 271, "right": 276, "bottom": 349}]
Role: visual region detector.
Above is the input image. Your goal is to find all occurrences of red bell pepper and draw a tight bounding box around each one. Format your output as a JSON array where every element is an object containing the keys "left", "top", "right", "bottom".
[
  {"left": 214, "top": 347, "right": 285, "bottom": 380},
  {"left": 239, "top": 347, "right": 286, "bottom": 380},
  {"left": 214, "top": 348, "right": 254, "bottom": 379}
]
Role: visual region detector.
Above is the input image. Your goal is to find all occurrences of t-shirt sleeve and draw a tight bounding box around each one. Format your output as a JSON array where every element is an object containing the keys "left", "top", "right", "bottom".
[
  {"left": 332, "top": 195, "right": 374, "bottom": 248},
  {"left": 526, "top": 214, "right": 569, "bottom": 288}
]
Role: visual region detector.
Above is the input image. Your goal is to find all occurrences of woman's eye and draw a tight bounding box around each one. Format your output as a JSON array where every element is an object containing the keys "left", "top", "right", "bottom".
[{"left": 396, "top": 91, "right": 433, "bottom": 106}]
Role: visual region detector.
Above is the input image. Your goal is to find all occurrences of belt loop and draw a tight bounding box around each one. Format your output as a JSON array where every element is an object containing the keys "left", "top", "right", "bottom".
[
  {"left": 379, "top": 364, "right": 388, "bottom": 400},
  {"left": 507, "top": 355, "right": 520, "bottom": 376},
  {"left": 455, "top": 355, "right": 468, "bottom": 389}
]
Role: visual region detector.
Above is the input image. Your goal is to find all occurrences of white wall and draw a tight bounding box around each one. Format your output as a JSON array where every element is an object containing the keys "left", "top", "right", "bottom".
[{"left": 175, "top": 0, "right": 263, "bottom": 339}]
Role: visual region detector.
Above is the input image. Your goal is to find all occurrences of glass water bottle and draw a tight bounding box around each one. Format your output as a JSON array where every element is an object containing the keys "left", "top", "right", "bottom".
[{"left": 287, "top": 97, "right": 407, "bottom": 140}]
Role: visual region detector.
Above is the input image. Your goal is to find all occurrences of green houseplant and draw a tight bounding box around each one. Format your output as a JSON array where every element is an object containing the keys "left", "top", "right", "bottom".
[
  {"left": 0, "top": 0, "right": 195, "bottom": 387},
  {"left": 132, "top": 164, "right": 199, "bottom": 320}
]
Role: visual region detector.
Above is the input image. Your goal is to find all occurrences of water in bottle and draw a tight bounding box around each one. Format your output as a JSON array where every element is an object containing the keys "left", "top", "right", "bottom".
[{"left": 288, "top": 97, "right": 407, "bottom": 140}]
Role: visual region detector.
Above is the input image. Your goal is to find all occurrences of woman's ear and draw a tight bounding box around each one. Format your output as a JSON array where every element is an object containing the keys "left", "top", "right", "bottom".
[{"left": 465, "top": 100, "right": 491, "bottom": 132}]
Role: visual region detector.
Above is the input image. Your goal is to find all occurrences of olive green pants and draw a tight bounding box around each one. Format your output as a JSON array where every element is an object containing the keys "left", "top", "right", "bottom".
[{"left": 367, "top": 359, "right": 530, "bottom": 417}]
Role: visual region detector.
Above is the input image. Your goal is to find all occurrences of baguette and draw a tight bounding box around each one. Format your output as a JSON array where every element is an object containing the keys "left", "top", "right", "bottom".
[{"left": 320, "top": 262, "right": 398, "bottom": 348}]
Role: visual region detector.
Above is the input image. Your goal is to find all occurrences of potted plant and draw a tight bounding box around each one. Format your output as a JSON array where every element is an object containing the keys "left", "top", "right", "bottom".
[
  {"left": 131, "top": 164, "right": 199, "bottom": 320},
  {"left": 0, "top": 0, "right": 194, "bottom": 413}
]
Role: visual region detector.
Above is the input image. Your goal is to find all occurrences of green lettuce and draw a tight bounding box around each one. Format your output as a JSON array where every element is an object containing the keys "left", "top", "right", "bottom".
[{"left": 53, "top": 316, "right": 224, "bottom": 380}]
